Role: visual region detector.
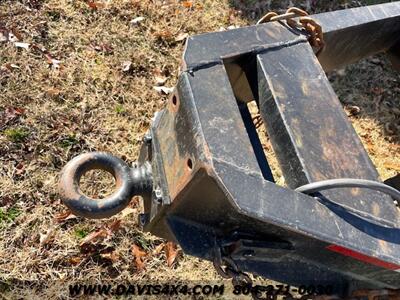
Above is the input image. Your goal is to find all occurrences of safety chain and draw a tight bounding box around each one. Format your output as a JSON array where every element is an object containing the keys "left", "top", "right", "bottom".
[
  {"left": 257, "top": 7, "right": 325, "bottom": 56},
  {"left": 212, "top": 246, "right": 253, "bottom": 287},
  {"left": 212, "top": 244, "right": 399, "bottom": 300}
]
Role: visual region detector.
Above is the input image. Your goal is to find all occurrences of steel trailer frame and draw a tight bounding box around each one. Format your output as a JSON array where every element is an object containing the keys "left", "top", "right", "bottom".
[{"left": 139, "top": 2, "right": 400, "bottom": 294}]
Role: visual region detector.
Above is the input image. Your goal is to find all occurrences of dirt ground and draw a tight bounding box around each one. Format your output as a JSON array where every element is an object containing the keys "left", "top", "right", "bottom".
[{"left": 0, "top": 0, "right": 399, "bottom": 298}]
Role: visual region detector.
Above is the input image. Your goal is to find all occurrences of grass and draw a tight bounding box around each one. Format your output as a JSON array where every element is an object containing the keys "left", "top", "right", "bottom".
[
  {"left": 0, "top": 0, "right": 399, "bottom": 298},
  {"left": 59, "top": 134, "right": 78, "bottom": 148},
  {"left": 0, "top": 207, "right": 21, "bottom": 225},
  {"left": 3, "top": 128, "right": 29, "bottom": 143},
  {"left": 73, "top": 227, "right": 89, "bottom": 239}
]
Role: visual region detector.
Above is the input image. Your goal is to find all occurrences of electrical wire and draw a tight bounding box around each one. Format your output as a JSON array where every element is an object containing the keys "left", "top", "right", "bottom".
[{"left": 295, "top": 178, "right": 400, "bottom": 202}]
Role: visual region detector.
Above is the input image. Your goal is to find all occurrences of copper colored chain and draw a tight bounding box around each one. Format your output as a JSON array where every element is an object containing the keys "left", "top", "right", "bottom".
[{"left": 257, "top": 7, "right": 325, "bottom": 56}]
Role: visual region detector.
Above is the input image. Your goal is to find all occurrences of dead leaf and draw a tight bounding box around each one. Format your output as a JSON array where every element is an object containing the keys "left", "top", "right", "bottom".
[
  {"left": 154, "top": 30, "right": 173, "bottom": 41},
  {"left": 14, "top": 42, "right": 30, "bottom": 50},
  {"left": 0, "top": 106, "right": 25, "bottom": 128},
  {"left": 152, "top": 243, "right": 165, "bottom": 256},
  {"left": 165, "top": 242, "right": 178, "bottom": 267},
  {"left": 132, "top": 244, "right": 147, "bottom": 271},
  {"left": 175, "top": 32, "right": 188, "bottom": 42},
  {"left": 130, "top": 16, "right": 145, "bottom": 25},
  {"left": 153, "top": 86, "right": 173, "bottom": 95},
  {"left": 122, "top": 61, "right": 132, "bottom": 72},
  {"left": 15, "top": 162, "right": 25, "bottom": 175},
  {"left": 55, "top": 210, "right": 77, "bottom": 222},
  {"left": 108, "top": 219, "right": 122, "bottom": 232},
  {"left": 155, "top": 75, "right": 167, "bottom": 86},
  {"left": 69, "top": 256, "right": 84, "bottom": 266},
  {"left": 79, "top": 219, "right": 122, "bottom": 247},
  {"left": 40, "top": 227, "right": 56, "bottom": 246},
  {"left": 87, "top": 1, "right": 106, "bottom": 9},
  {"left": 80, "top": 228, "right": 109, "bottom": 246},
  {"left": 182, "top": 1, "right": 193, "bottom": 8},
  {"left": 100, "top": 250, "right": 119, "bottom": 262}
]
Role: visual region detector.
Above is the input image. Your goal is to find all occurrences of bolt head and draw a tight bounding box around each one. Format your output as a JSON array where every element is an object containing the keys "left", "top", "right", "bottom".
[{"left": 142, "top": 134, "right": 152, "bottom": 145}]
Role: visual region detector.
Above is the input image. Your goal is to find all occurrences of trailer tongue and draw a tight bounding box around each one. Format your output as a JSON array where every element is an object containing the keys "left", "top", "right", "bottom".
[{"left": 59, "top": 2, "right": 400, "bottom": 298}]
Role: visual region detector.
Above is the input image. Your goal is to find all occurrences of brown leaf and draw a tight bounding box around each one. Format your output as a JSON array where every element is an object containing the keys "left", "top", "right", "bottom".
[
  {"left": 68, "top": 256, "right": 84, "bottom": 266},
  {"left": 79, "top": 219, "right": 122, "bottom": 247},
  {"left": 154, "top": 30, "right": 173, "bottom": 41},
  {"left": 100, "top": 250, "right": 120, "bottom": 262},
  {"left": 165, "top": 242, "right": 178, "bottom": 267},
  {"left": 80, "top": 228, "right": 109, "bottom": 246},
  {"left": 182, "top": 1, "right": 193, "bottom": 8},
  {"left": 54, "top": 210, "right": 77, "bottom": 223},
  {"left": 108, "top": 219, "right": 122, "bottom": 232},
  {"left": 0, "top": 106, "right": 25, "bottom": 128},
  {"left": 132, "top": 244, "right": 147, "bottom": 271},
  {"left": 87, "top": 1, "right": 106, "bottom": 9},
  {"left": 69, "top": 256, "right": 84, "bottom": 266},
  {"left": 40, "top": 227, "right": 56, "bottom": 246},
  {"left": 152, "top": 243, "right": 165, "bottom": 256}
]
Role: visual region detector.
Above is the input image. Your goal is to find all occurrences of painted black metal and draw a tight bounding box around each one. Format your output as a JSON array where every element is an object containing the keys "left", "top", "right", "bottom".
[
  {"left": 385, "top": 174, "right": 400, "bottom": 191},
  {"left": 59, "top": 152, "right": 152, "bottom": 219},
  {"left": 139, "top": 2, "right": 400, "bottom": 293}
]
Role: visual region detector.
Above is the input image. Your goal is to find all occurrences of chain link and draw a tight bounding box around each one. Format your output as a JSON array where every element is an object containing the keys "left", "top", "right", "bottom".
[
  {"left": 212, "top": 246, "right": 253, "bottom": 287},
  {"left": 257, "top": 7, "right": 325, "bottom": 56}
]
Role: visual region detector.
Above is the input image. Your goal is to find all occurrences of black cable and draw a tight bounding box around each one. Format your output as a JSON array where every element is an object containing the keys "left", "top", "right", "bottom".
[{"left": 295, "top": 178, "right": 400, "bottom": 202}]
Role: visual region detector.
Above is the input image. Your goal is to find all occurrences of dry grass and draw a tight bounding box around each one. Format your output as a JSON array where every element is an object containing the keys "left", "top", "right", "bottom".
[{"left": 0, "top": 0, "right": 399, "bottom": 298}]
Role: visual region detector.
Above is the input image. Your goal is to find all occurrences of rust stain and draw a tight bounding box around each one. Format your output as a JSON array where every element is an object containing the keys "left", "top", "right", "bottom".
[
  {"left": 350, "top": 187, "right": 360, "bottom": 196},
  {"left": 290, "top": 118, "right": 303, "bottom": 148},
  {"left": 372, "top": 202, "right": 380, "bottom": 217},
  {"left": 378, "top": 239, "right": 390, "bottom": 255},
  {"left": 301, "top": 80, "right": 310, "bottom": 96}
]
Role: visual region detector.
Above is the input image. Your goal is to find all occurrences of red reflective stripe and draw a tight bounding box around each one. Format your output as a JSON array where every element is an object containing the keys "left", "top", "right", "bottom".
[{"left": 327, "top": 245, "right": 400, "bottom": 270}]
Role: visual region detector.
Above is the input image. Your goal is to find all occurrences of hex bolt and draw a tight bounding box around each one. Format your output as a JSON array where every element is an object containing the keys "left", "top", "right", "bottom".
[
  {"left": 142, "top": 133, "right": 152, "bottom": 145},
  {"left": 154, "top": 187, "right": 163, "bottom": 204}
]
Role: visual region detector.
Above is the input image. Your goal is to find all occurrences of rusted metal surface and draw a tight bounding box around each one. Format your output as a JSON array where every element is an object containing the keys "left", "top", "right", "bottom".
[
  {"left": 146, "top": 2, "right": 400, "bottom": 292},
  {"left": 257, "top": 7, "right": 325, "bottom": 55},
  {"left": 257, "top": 40, "right": 399, "bottom": 226}
]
